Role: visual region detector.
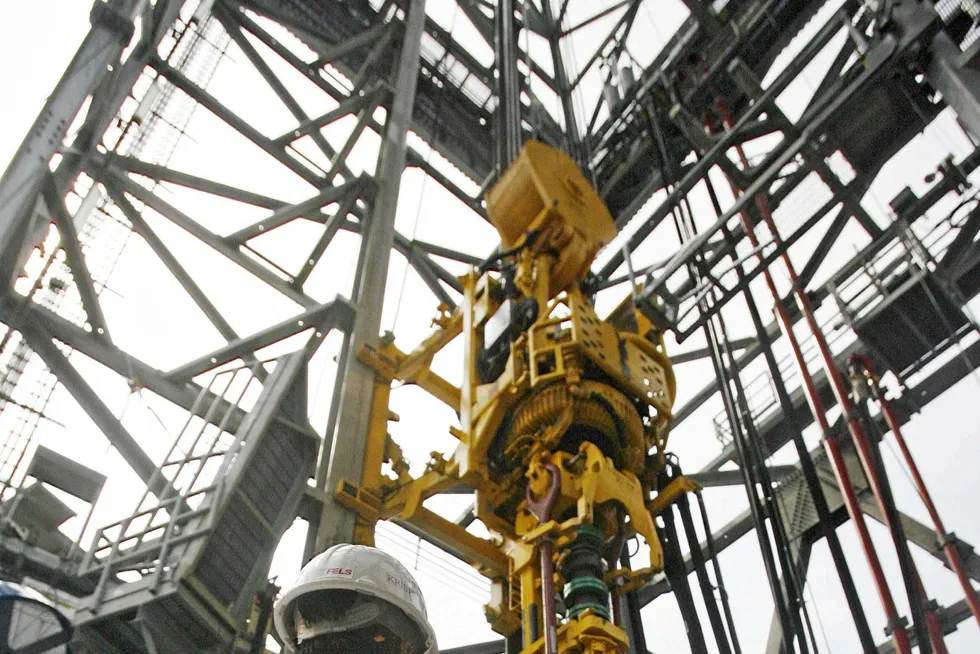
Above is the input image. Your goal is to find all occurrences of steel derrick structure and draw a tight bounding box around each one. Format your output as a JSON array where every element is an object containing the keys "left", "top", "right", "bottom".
[{"left": 0, "top": 0, "right": 979, "bottom": 652}]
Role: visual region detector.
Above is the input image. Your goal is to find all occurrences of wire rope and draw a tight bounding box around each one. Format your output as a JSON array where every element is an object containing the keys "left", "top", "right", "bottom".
[
  {"left": 802, "top": 568, "right": 834, "bottom": 653},
  {"left": 390, "top": 172, "right": 430, "bottom": 332},
  {"left": 375, "top": 522, "right": 490, "bottom": 604},
  {"left": 389, "top": 3, "right": 460, "bottom": 332},
  {"left": 881, "top": 437, "right": 934, "bottom": 516}
]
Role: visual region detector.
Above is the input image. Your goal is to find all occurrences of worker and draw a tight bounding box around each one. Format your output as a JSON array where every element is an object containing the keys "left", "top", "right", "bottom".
[{"left": 274, "top": 543, "right": 438, "bottom": 654}]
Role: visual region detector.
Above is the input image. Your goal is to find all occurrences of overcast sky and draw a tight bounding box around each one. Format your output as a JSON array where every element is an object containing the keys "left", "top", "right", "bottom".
[{"left": 2, "top": 1, "right": 980, "bottom": 652}]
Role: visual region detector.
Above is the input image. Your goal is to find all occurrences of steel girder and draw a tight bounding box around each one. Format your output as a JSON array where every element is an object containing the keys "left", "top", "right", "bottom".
[
  {"left": 0, "top": 0, "right": 474, "bottom": 580},
  {"left": 2, "top": 1, "right": 980, "bottom": 652}
]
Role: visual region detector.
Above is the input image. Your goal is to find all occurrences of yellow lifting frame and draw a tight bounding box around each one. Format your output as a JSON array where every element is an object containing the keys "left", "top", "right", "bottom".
[{"left": 331, "top": 141, "right": 689, "bottom": 654}]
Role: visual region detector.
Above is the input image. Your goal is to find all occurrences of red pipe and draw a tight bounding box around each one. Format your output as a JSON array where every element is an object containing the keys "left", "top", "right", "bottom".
[
  {"left": 710, "top": 108, "right": 914, "bottom": 654},
  {"left": 779, "top": 306, "right": 912, "bottom": 654},
  {"left": 921, "top": 577, "right": 950, "bottom": 654},
  {"left": 527, "top": 463, "right": 561, "bottom": 654},
  {"left": 754, "top": 160, "right": 947, "bottom": 654},
  {"left": 845, "top": 356, "right": 949, "bottom": 651},
  {"left": 540, "top": 537, "right": 558, "bottom": 654},
  {"left": 856, "top": 357, "right": 980, "bottom": 629},
  {"left": 885, "top": 396, "right": 980, "bottom": 627},
  {"left": 611, "top": 586, "right": 622, "bottom": 627}
]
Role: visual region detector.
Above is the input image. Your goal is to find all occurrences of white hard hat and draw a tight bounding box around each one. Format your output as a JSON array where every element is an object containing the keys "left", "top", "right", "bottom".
[{"left": 274, "top": 544, "right": 438, "bottom": 653}]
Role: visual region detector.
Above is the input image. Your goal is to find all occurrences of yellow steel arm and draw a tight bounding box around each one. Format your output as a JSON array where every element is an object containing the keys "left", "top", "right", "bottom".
[
  {"left": 395, "top": 308, "right": 463, "bottom": 378},
  {"left": 357, "top": 320, "right": 463, "bottom": 410},
  {"left": 647, "top": 475, "right": 702, "bottom": 517},
  {"left": 336, "top": 466, "right": 509, "bottom": 577}
]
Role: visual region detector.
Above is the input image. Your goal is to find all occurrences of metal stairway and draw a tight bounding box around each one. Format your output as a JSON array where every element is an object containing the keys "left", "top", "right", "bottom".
[{"left": 72, "top": 352, "right": 317, "bottom": 653}]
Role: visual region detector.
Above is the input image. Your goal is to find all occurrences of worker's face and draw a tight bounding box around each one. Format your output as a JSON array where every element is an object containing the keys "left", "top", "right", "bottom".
[
  {"left": 298, "top": 632, "right": 423, "bottom": 653},
  {"left": 293, "top": 591, "right": 429, "bottom": 653}
]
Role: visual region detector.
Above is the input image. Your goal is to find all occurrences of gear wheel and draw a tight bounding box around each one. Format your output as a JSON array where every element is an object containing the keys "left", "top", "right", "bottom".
[{"left": 510, "top": 381, "right": 644, "bottom": 473}]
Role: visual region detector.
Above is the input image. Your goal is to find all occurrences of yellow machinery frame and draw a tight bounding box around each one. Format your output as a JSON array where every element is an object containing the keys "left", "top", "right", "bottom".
[{"left": 334, "top": 141, "right": 691, "bottom": 653}]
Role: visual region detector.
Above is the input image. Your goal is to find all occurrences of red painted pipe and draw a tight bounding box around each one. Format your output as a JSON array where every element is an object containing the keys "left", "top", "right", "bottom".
[
  {"left": 868, "top": 366, "right": 980, "bottom": 629},
  {"left": 757, "top": 172, "right": 945, "bottom": 654},
  {"left": 527, "top": 464, "right": 561, "bottom": 654},
  {"left": 846, "top": 356, "right": 952, "bottom": 650},
  {"left": 921, "top": 576, "right": 950, "bottom": 654},
  {"left": 711, "top": 107, "right": 914, "bottom": 654},
  {"left": 540, "top": 537, "right": 558, "bottom": 654}
]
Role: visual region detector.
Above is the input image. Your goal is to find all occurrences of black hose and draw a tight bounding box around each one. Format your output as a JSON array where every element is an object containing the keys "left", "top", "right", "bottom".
[{"left": 477, "top": 229, "right": 541, "bottom": 273}]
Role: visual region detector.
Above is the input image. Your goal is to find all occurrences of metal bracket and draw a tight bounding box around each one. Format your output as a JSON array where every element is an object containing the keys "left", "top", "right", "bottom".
[
  {"left": 333, "top": 479, "right": 382, "bottom": 522},
  {"left": 883, "top": 614, "right": 910, "bottom": 636},
  {"left": 90, "top": 1, "right": 135, "bottom": 45},
  {"left": 647, "top": 475, "right": 701, "bottom": 516}
]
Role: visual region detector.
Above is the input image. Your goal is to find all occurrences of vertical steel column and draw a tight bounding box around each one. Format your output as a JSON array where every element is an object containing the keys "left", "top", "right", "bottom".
[
  {"left": 315, "top": 0, "right": 427, "bottom": 551},
  {"left": 712, "top": 111, "right": 914, "bottom": 654},
  {"left": 695, "top": 490, "right": 742, "bottom": 654},
  {"left": 765, "top": 538, "right": 813, "bottom": 654},
  {"left": 495, "top": 0, "right": 522, "bottom": 168},
  {"left": 677, "top": 491, "right": 734, "bottom": 654},
  {"left": 539, "top": 0, "right": 587, "bottom": 173},
  {"left": 660, "top": 508, "right": 710, "bottom": 654},
  {"left": 699, "top": 300, "right": 799, "bottom": 652},
  {"left": 848, "top": 358, "right": 947, "bottom": 653},
  {"left": 708, "top": 291, "right": 813, "bottom": 654},
  {"left": 678, "top": 185, "right": 809, "bottom": 651},
  {"left": 312, "top": 194, "right": 375, "bottom": 495},
  {"left": 648, "top": 105, "right": 798, "bottom": 652}
]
